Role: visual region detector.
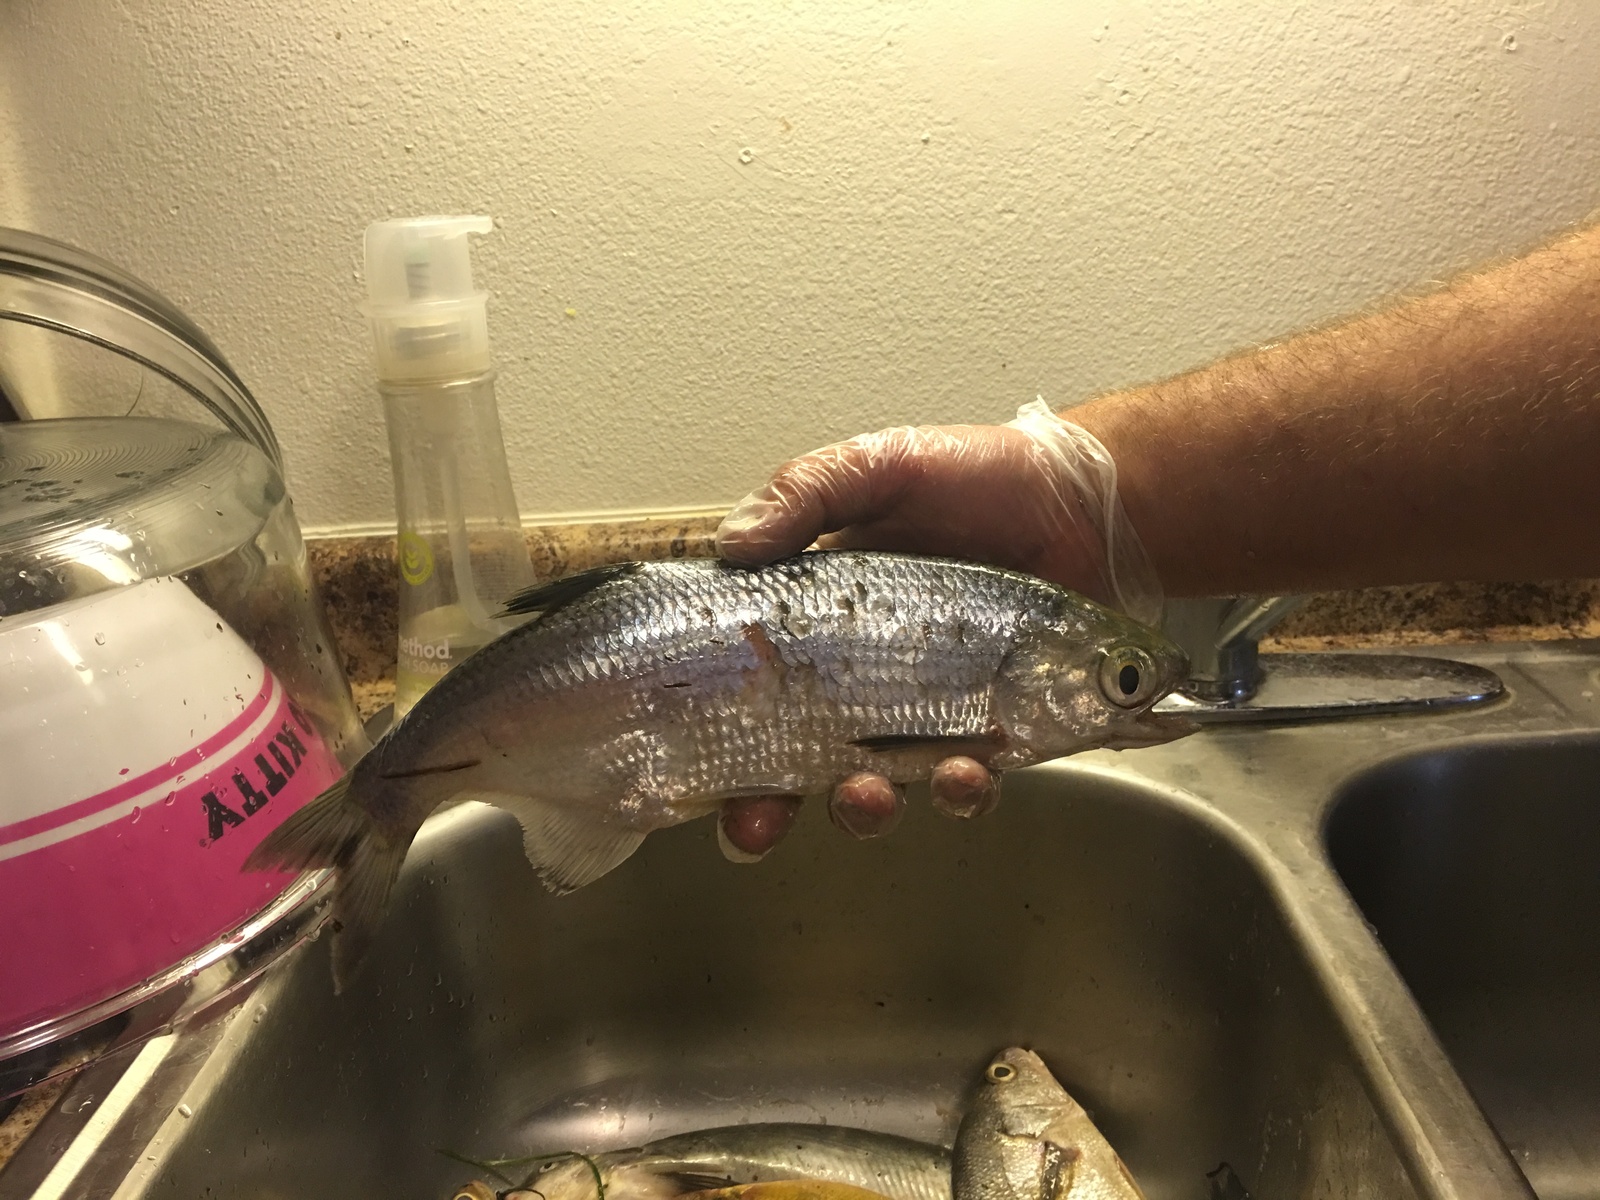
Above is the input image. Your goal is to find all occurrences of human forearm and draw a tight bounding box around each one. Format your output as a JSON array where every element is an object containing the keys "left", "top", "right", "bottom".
[
  {"left": 708, "top": 222, "right": 1600, "bottom": 857},
  {"left": 1074, "top": 222, "right": 1600, "bottom": 596}
]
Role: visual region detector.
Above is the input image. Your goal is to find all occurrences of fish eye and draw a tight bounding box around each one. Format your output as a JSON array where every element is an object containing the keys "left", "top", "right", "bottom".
[
  {"left": 1098, "top": 647, "right": 1158, "bottom": 709},
  {"left": 987, "top": 1062, "right": 1017, "bottom": 1083}
]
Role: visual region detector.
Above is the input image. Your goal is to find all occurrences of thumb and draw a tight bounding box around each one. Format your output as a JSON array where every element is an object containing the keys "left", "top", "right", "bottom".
[{"left": 715, "top": 429, "right": 922, "bottom": 565}]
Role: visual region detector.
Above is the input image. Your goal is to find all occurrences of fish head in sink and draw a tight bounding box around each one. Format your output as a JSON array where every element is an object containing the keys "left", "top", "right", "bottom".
[{"left": 991, "top": 591, "right": 1191, "bottom": 762}]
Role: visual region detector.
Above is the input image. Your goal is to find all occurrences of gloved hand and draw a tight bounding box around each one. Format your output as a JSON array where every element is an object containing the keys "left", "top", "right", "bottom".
[{"left": 712, "top": 401, "right": 1160, "bottom": 860}]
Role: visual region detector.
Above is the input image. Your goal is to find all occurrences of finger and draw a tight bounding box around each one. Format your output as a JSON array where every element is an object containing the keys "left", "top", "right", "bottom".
[
  {"left": 717, "top": 794, "right": 804, "bottom": 862},
  {"left": 715, "top": 429, "right": 924, "bottom": 566},
  {"left": 929, "top": 756, "right": 1000, "bottom": 819},
  {"left": 828, "top": 771, "right": 906, "bottom": 839}
]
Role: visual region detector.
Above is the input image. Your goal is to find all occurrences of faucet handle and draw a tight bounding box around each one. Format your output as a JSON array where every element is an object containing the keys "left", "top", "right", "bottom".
[{"left": 1163, "top": 595, "right": 1307, "bottom": 702}]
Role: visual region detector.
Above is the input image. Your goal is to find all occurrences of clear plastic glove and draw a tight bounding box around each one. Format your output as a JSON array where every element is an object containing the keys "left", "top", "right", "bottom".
[
  {"left": 717, "top": 400, "right": 1158, "bottom": 619},
  {"left": 712, "top": 400, "right": 1159, "bottom": 859}
]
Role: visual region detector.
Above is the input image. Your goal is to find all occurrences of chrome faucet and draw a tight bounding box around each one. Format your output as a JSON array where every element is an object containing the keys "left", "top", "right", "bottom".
[
  {"left": 1163, "top": 596, "right": 1308, "bottom": 702},
  {"left": 1159, "top": 595, "right": 1503, "bottom": 722}
]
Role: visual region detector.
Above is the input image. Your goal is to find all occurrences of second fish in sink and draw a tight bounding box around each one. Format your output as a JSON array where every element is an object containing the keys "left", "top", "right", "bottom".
[
  {"left": 956, "top": 1048, "right": 1146, "bottom": 1200},
  {"left": 452, "top": 1047, "right": 1146, "bottom": 1200}
]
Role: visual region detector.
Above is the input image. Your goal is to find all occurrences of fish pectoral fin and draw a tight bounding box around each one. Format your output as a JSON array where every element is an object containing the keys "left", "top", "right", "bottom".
[
  {"left": 996, "top": 1134, "right": 1079, "bottom": 1200},
  {"left": 1036, "top": 1139, "right": 1079, "bottom": 1200},
  {"left": 499, "top": 562, "right": 643, "bottom": 620},
  {"left": 494, "top": 792, "right": 647, "bottom": 893},
  {"left": 665, "top": 1173, "right": 738, "bottom": 1193},
  {"left": 848, "top": 732, "right": 1007, "bottom": 758}
]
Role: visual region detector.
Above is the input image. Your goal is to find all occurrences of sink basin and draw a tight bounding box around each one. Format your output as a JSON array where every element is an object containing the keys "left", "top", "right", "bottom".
[
  {"left": 23, "top": 641, "right": 1598, "bottom": 1200},
  {"left": 1327, "top": 734, "right": 1600, "bottom": 1200},
  {"left": 136, "top": 764, "right": 1417, "bottom": 1200}
]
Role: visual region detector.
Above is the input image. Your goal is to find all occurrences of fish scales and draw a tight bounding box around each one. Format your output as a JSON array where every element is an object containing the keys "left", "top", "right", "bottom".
[
  {"left": 521, "top": 1123, "right": 954, "bottom": 1200},
  {"left": 247, "top": 551, "right": 1189, "bottom": 987},
  {"left": 422, "top": 554, "right": 1044, "bottom": 806}
]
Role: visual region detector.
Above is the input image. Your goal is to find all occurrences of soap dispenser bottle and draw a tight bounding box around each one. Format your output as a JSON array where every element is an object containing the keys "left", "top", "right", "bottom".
[{"left": 363, "top": 215, "right": 536, "bottom": 716}]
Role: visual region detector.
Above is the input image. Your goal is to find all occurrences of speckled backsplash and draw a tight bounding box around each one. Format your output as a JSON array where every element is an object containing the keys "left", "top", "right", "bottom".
[
  {"left": 307, "top": 512, "right": 1600, "bottom": 716},
  {"left": 309, "top": 514, "right": 719, "bottom": 717}
]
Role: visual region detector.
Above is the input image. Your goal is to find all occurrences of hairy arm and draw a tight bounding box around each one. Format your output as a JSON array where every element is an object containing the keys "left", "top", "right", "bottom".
[
  {"left": 1075, "top": 221, "right": 1600, "bottom": 596},
  {"left": 714, "top": 220, "right": 1600, "bottom": 852}
]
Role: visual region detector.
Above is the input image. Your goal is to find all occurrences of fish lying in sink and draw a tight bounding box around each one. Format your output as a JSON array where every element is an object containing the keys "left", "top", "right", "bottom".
[
  {"left": 450, "top": 1047, "right": 1145, "bottom": 1200},
  {"left": 453, "top": 1124, "right": 953, "bottom": 1200},
  {"left": 248, "top": 552, "right": 1189, "bottom": 984},
  {"left": 956, "top": 1048, "right": 1146, "bottom": 1200}
]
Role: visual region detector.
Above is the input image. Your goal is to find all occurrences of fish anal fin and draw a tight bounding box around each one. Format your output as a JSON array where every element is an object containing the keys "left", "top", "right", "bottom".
[
  {"left": 492, "top": 791, "right": 647, "bottom": 892},
  {"left": 499, "top": 562, "right": 642, "bottom": 619}
]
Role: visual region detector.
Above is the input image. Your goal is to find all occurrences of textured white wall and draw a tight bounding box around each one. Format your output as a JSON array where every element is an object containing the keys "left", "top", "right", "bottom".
[{"left": 3, "top": 1, "right": 1598, "bottom": 534}]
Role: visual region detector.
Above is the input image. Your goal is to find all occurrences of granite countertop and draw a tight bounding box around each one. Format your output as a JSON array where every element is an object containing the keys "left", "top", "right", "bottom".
[
  {"left": 307, "top": 513, "right": 1600, "bottom": 713},
  {"left": 311, "top": 513, "right": 721, "bottom": 720}
]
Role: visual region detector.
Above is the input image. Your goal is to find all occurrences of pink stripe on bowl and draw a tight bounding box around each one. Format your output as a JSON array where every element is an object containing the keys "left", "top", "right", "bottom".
[
  {"left": 0, "top": 674, "right": 276, "bottom": 848},
  {"left": 0, "top": 673, "right": 342, "bottom": 1041}
]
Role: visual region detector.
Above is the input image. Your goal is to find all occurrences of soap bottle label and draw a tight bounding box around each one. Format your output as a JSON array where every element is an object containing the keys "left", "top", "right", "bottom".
[{"left": 393, "top": 601, "right": 496, "bottom": 715}]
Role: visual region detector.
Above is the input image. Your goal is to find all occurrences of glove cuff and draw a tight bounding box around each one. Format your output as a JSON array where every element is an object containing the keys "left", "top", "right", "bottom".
[{"left": 1007, "top": 398, "right": 1163, "bottom": 627}]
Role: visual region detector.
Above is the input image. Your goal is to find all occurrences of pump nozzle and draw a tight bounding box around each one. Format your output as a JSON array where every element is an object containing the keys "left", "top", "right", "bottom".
[{"left": 363, "top": 216, "right": 495, "bottom": 382}]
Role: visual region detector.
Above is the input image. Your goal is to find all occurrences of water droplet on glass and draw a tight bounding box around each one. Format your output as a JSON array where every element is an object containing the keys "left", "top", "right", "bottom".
[
  {"left": 94, "top": 632, "right": 107, "bottom": 646},
  {"left": 130, "top": 806, "right": 142, "bottom": 823}
]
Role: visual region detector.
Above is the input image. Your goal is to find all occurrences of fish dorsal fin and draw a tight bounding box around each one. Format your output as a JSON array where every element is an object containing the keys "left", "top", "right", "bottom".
[
  {"left": 498, "top": 562, "right": 642, "bottom": 620},
  {"left": 482, "top": 791, "right": 647, "bottom": 893}
]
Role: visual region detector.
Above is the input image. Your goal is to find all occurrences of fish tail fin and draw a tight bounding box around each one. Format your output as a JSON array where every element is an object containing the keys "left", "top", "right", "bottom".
[
  {"left": 244, "top": 773, "right": 411, "bottom": 992},
  {"left": 244, "top": 774, "right": 361, "bottom": 873}
]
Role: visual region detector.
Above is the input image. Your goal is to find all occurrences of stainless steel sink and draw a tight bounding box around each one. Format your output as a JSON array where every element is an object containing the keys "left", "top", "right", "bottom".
[
  {"left": 9, "top": 641, "right": 1600, "bottom": 1200},
  {"left": 132, "top": 768, "right": 1411, "bottom": 1200},
  {"left": 1328, "top": 735, "right": 1600, "bottom": 1200}
]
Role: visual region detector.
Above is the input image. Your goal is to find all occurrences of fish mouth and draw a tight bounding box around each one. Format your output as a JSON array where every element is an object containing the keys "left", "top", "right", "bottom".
[{"left": 1111, "top": 706, "right": 1198, "bottom": 748}]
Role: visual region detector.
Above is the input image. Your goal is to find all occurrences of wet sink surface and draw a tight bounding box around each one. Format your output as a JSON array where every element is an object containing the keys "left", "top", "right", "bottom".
[
  {"left": 1328, "top": 735, "right": 1600, "bottom": 1200},
  {"left": 148, "top": 765, "right": 1415, "bottom": 1200}
]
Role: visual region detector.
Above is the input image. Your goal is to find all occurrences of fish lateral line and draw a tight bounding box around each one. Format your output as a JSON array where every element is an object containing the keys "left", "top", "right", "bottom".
[{"left": 378, "top": 758, "right": 482, "bottom": 779}]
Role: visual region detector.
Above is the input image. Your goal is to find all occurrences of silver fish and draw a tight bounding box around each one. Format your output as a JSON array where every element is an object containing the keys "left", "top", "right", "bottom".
[
  {"left": 248, "top": 551, "right": 1188, "bottom": 982},
  {"left": 953, "top": 1049, "right": 1145, "bottom": 1200},
  {"left": 516, "top": 1124, "right": 952, "bottom": 1200}
]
